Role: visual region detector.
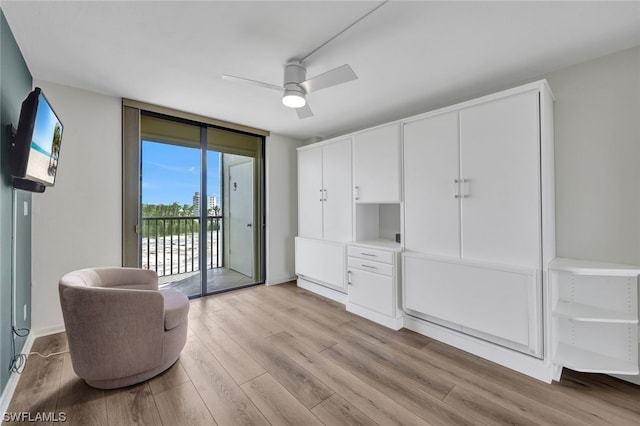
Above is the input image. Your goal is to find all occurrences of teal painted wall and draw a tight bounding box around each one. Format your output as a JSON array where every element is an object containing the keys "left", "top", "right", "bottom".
[{"left": 0, "top": 9, "right": 33, "bottom": 393}]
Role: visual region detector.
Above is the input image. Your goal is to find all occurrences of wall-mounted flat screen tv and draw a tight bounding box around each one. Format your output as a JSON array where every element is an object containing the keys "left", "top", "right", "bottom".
[{"left": 10, "top": 87, "right": 63, "bottom": 192}]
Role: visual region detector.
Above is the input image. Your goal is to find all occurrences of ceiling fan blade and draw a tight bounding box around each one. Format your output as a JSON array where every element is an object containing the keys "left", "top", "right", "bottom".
[
  {"left": 296, "top": 103, "right": 314, "bottom": 119},
  {"left": 221, "top": 74, "right": 282, "bottom": 91},
  {"left": 300, "top": 64, "right": 357, "bottom": 93}
]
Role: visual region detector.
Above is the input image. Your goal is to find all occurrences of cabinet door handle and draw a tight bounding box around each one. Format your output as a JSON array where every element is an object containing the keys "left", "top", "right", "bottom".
[
  {"left": 323, "top": 188, "right": 327, "bottom": 201},
  {"left": 347, "top": 270, "right": 352, "bottom": 285},
  {"left": 361, "top": 264, "right": 377, "bottom": 269},
  {"left": 361, "top": 253, "right": 376, "bottom": 257},
  {"left": 355, "top": 186, "right": 360, "bottom": 200},
  {"left": 453, "top": 179, "right": 461, "bottom": 199},
  {"left": 319, "top": 189, "right": 323, "bottom": 201},
  {"left": 461, "top": 178, "right": 470, "bottom": 198}
]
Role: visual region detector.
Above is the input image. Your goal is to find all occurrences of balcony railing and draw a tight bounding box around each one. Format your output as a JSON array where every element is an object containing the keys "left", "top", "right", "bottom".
[{"left": 141, "top": 216, "right": 222, "bottom": 277}]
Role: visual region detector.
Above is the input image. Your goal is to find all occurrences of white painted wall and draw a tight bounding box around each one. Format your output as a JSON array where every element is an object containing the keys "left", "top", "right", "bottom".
[
  {"left": 31, "top": 80, "right": 122, "bottom": 335},
  {"left": 543, "top": 46, "right": 640, "bottom": 265},
  {"left": 265, "top": 134, "right": 304, "bottom": 284}
]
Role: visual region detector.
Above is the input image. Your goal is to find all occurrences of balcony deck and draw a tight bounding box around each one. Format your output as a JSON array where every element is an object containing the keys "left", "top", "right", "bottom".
[{"left": 159, "top": 267, "right": 254, "bottom": 297}]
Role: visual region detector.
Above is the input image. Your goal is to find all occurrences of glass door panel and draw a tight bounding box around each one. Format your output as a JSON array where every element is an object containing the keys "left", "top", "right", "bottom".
[
  {"left": 206, "top": 152, "right": 255, "bottom": 293},
  {"left": 141, "top": 140, "right": 202, "bottom": 298}
]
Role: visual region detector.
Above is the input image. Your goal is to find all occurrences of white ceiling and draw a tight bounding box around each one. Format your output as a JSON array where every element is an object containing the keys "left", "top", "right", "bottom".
[{"left": 2, "top": 1, "right": 639, "bottom": 140}]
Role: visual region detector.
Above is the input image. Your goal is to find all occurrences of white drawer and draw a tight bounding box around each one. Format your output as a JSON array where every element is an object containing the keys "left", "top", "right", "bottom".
[
  {"left": 348, "top": 257, "right": 393, "bottom": 277},
  {"left": 347, "top": 246, "right": 393, "bottom": 264}
]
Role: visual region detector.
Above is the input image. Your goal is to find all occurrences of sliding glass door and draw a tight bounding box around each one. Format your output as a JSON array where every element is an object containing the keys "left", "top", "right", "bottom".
[{"left": 135, "top": 113, "right": 264, "bottom": 298}]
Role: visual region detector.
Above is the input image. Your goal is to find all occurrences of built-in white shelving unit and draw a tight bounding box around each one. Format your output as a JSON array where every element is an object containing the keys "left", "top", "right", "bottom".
[{"left": 550, "top": 257, "right": 640, "bottom": 376}]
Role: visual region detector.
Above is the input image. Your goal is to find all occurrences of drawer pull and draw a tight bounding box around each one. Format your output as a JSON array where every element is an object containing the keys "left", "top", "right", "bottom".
[
  {"left": 361, "top": 253, "right": 376, "bottom": 257},
  {"left": 361, "top": 264, "right": 377, "bottom": 269}
]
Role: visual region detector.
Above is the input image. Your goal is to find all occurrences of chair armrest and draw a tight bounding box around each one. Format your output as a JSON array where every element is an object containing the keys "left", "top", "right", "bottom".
[
  {"left": 161, "top": 289, "right": 190, "bottom": 330},
  {"left": 62, "top": 267, "right": 159, "bottom": 291}
]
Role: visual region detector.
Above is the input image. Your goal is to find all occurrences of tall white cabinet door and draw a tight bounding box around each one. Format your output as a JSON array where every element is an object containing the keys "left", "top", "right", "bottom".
[
  {"left": 297, "top": 147, "right": 323, "bottom": 239},
  {"left": 460, "top": 91, "right": 541, "bottom": 267},
  {"left": 322, "top": 139, "right": 352, "bottom": 242},
  {"left": 353, "top": 123, "right": 401, "bottom": 203},
  {"left": 403, "top": 112, "right": 461, "bottom": 257}
]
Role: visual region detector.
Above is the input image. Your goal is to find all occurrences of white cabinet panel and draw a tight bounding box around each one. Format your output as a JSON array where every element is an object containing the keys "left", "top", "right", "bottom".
[
  {"left": 459, "top": 91, "right": 541, "bottom": 267},
  {"left": 353, "top": 123, "right": 401, "bottom": 203},
  {"left": 295, "top": 237, "right": 346, "bottom": 292},
  {"left": 297, "top": 147, "right": 323, "bottom": 239},
  {"left": 348, "top": 268, "right": 394, "bottom": 317},
  {"left": 322, "top": 140, "right": 352, "bottom": 242},
  {"left": 404, "top": 254, "right": 539, "bottom": 352},
  {"left": 403, "top": 112, "right": 460, "bottom": 257},
  {"left": 347, "top": 245, "right": 393, "bottom": 264}
]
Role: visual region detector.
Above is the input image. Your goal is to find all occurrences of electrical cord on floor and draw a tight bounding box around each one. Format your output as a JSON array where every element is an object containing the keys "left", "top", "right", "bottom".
[
  {"left": 9, "top": 326, "right": 30, "bottom": 374},
  {"left": 8, "top": 326, "right": 70, "bottom": 374}
]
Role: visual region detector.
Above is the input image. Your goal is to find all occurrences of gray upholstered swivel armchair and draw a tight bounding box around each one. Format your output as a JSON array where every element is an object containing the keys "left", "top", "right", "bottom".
[{"left": 59, "top": 267, "right": 189, "bottom": 389}]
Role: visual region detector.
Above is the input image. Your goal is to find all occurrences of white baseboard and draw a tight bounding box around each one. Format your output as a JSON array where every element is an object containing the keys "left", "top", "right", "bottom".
[
  {"left": 346, "top": 303, "right": 403, "bottom": 330},
  {"left": 31, "top": 325, "right": 65, "bottom": 339},
  {"left": 296, "top": 278, "right": 347, "bottom": 304},
  {"left": 0, "top": 333, "right": 36, "bottom": 415},
  {"left": 265, "top": 276, "right": 297, "bottom": 286}
]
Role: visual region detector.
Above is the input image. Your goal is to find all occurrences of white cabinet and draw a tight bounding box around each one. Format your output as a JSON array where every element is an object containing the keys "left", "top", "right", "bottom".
[
  {"left": 298, "top": 139, "right": 352, "bottom": 242},
  {"left": 347, "top": 242, "right": 403, "bottom": 329},
  {"left": 550, "top": 258, "right": 640, "bottom": 376},
  {"left": 402, "top": 82, "right": 553, "bottom": 357},
  {"left": 353, "top": 123, "right": 401, "bottom": 203},
  {"left": 295, "top": 237, "right": 347, "bottom": 293},
  {"left": 403, "top": 254, "right": 542, "bottom": 355},
  {"left": 403, "top": 90, "right": 541, "bottom": 266},
  {"left": 296, "top": 138, "right": 352, "bottom": 295}
]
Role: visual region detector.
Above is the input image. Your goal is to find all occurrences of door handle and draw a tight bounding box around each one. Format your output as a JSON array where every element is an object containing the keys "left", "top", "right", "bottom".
[
  {"left": 355, "top": 186, "right": 360, "bottom": 200},
  {"left": 323, "top": 189, "right": 327, "bottom": 201},
  {"left": 347, "top": 270, "right": 352, "bottom": 285},
  {"left": 246, "top": 223, "right": 252, "bottom": 228},
  {"left": 453, "top": 179, "right": 461, "bottom": 199},
  {"left": 319, "top": 189, "right": 323, "bottom": 201},
  {"left": 461, "top": 179, "right": 470, "bottom": 198}
]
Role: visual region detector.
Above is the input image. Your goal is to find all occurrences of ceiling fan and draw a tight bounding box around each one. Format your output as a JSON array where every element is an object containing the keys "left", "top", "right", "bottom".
[
  {"left": 222, "top": 60, "right": 357, "bottom": 119},
  {"left": 221, "top": 1, "right": 388, "bottom": 119}
]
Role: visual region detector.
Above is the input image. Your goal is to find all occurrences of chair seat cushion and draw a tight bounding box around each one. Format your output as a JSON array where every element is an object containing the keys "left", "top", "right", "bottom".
[{"left": 161, "top": 289, "right": 189, "bottom": 330}]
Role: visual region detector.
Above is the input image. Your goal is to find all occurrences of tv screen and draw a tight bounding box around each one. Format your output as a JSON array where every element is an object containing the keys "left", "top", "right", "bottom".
[{"left": 11, "top": 87, "right": 63, "bottom": 188}]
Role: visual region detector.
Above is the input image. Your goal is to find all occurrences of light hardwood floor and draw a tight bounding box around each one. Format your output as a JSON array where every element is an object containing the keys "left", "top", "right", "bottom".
[{"left": 5, "top": 282, "right": 640, "bottom": 425}]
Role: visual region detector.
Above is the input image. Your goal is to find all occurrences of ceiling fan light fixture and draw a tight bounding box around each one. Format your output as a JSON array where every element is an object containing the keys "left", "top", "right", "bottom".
[{"left": 282, "top": 87, "right": 306, "bottom": 108}]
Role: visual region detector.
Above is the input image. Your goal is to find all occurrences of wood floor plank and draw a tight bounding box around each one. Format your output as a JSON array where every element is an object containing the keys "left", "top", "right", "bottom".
[
  {"left": 322, "top": 342, "right": 476, "bottom": 426},
  {"left": 340, "top": 317, "right": 432, "bottom": 351},
  {"left": 154, "top": 381, "right": 217, "bottom": 426},
  {"left": 189, "top": 309, "right": 265, "bottom": 385},
  {"left": 340, "top": 320, "right": 589, "bottom": 426},
  {"left": 328, "top": 329, "right": 455, "bottom": 400},
  {"left": 241, "top": 373, "right": 324, "bottom": 426},
  {"left": 9, "top": 283, "right": 640, "bottom": 426},
  {"left": 104, "top": 383, "right": 162, "bottom": 426},
  {"left": 238, "top": 288, "right": 339, "bottom": 352},
  {"left": 443, "top": 384, "right": 538, "bottom": 426},
  {"left": 147, "top": 359, "right": 190, "bottom": 396},
  {"left": 311, "top": 393, "right": 378, "bottom": 426},
  {"left": 206, "top": 308, "right": 335, "bottom": 409},
  {"left": 5, "top": 353, "right": 64, "bottom": 426},
  {"left": 267, "top": 331, "right": 430, "bottom": 426},
  {"left": 54, "top": 353, "right": 108, "bottom": 426},
  {"left": 425, "top": 340, "right": 639, "bottom": 425},
  {"left": 180, "top": 330, "right": 269, "bottom": 425}
]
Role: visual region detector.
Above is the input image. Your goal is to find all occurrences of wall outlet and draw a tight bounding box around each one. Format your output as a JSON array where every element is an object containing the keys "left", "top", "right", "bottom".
[{"left": 23, "top": 304, "right": 27, "bottom": 322}]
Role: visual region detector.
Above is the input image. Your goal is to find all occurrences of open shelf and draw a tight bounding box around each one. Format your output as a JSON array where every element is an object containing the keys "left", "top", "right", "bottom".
[
  {"left": 555, "top": 343, "right": 639, "bottom": 375},
  {"left": 550, "top": 257, "right": 640, "bottom": 276},
  {"left": 553, "top": 301, "right": 638, "bottom": 324}
]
